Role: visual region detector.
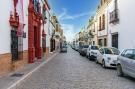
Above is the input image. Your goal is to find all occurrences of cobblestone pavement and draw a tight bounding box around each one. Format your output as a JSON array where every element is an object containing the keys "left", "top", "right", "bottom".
[{"left": 14, "top": 47, "right": 135, "bottom": 89}]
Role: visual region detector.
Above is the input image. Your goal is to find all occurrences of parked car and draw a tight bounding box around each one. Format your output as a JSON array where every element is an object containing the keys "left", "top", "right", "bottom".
[
  {"left": 71, "top": 45, "right": 75, "bottom": 50},
  {"left": 75, "top": 45, "right": 79, "bottom": 51},
  {"left": 79, "top": 45, "right": 89, "bottom": 56},
  {"left": 60, "top": 45, "right": 67, "bottom": 53},
  {"left": 86, "top": 45, "right": 99, "bottom": 60},
  {"left": 117, "top": 49, "right": 135, "bottom": 78},
  {"left": 96, "top": 47, "right": 120, "bottom": 68}
]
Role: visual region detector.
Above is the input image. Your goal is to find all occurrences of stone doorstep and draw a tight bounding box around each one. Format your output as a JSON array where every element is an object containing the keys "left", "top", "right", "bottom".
[{"left": 0, "top": 52, "right": 59, "bottom": 89}]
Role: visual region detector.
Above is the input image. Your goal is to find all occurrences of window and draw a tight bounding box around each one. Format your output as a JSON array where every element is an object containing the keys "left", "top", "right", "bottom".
[
  {"left": 121, "top": 50, "right": 127, "bottom": 56},
  {"left": 56, "top": 24, "right": 59, "bottom": 32},
  {"left": 111, "top": 48, "right": 120, "bottom": 55},
  {"left": 42, "top": 5, "right": 47, "bottom": 20},
  {"left": 11, "top": 28, "right": 23, "bottom": 61},
  {"left": 133, "top": 50, "right": 135, "bottom": 60},
  {"left": 89, "top": 47, "right": 91, "bottom": 51},
  {"left": 91, "top": 46, "right": 99, "bottom": 50},
  {"left": 104, "top": 48, "right": 113, "bottom": 54},
  {"left": 101, "top": 0, "right": 103, "bottom": 5},
  {"left": 83, "top": 45, "right": 89, "bottom": 48},
  {"left": 98, "top": 39, "right": 103, "bottom": 46},
  {"left": 109, "top": 10, "right": 119, "bottom": 24},
  {"left": 93, "top": 41, "right": 95, "bottom": 45},
  {"left": 104, "top": 38, "right": 107, "bottom": 46},
  {"left": 124, "top": 49, "right": 135, "bottom": 59},
  {"left": 102, "top": 14, "right": 105, "bottom": 30},
  {"left": 99, "top": 16, "right": 102, "bottom": 31},
  {"left": 33, "top": 0, "right": 38, "bottom": 12}
]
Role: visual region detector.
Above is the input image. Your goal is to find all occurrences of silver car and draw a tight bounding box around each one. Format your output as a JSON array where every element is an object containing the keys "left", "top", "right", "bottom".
[
  {"left": 79, "top": 45, "right": 89, "bottom": 56},
  {"left": 117, "top": 49, "right": 135, "bottom": 78},
  {"left": 60, "top": 45, "right": 67, "bottom": 53}
]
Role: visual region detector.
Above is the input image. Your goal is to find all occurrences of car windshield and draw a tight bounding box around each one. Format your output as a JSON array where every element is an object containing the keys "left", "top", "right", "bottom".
[
  {"left": 104, "top": 48, "right": 113, "bottom": 54},
  {"left": 133, "top": 50, "right": 135, "bottom": 60},
  {"left": 83, "top": 45, "right": 89, "bottom": 48},
  {"left": 91, "top": 46, "right": 99, "bottom": 50},
  {"left": 62, "top": 45, "right": 67, "bottom": 48},
  {"left": 111, "top": 48, "right": 120, "bottom": 55}
]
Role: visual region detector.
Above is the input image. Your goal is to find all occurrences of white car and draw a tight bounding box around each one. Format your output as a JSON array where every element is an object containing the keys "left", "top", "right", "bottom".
[
  {"left": 86, "top": 45, "right": 99, "bottom": 60},
  {"left": 96, "top": 47, "right": 120, "bottom": 68}
]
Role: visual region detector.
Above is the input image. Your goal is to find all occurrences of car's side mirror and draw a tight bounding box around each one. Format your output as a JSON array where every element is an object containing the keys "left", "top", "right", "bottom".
[{"left": 99, "top": 51, "right": 103, "bottom": 55}]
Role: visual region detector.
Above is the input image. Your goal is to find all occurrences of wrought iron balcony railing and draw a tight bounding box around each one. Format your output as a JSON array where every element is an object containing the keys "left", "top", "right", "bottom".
[{"left": 109, "top": 9, "right": 119, "bottom": 24}]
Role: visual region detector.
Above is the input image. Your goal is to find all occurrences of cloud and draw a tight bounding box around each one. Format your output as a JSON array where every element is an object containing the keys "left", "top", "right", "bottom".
[
  {"left": 58, "top": 8, "right": 94, "bottom": 20},
  {"left": 61, "top": 24, "right": 76, "bottom": 42}
]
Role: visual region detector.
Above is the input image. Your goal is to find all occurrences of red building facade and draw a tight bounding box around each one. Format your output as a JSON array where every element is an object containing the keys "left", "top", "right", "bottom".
[
  {"left": 28, "top": 0, "right": 42, "bottom": 63},
  {"left": 28, "top": 0, "right": 50, "bottom": 63}
]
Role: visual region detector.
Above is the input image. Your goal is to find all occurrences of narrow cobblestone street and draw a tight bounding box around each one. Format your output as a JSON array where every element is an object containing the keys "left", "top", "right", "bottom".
[{"left": 15, "top": 47, "right": 135, "bottom": 89}]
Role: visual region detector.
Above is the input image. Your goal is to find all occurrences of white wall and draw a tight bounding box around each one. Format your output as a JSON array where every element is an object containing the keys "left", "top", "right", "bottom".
[
  {"left": 44, "top": 10, "right": 51, "bottom": 48},
  {"left": 108, "top": 0, "right": 135, "bottom": 51},
  {"left": 119, "top": 0, "right": 135, "bottom": 51},
  {"left": 107, "top": 0, "right": 120, "bottom": 47},
  {"left": 0, "top": 0, "right": 29, "bottom": 54},
  {"left": 23, "top": 0, "right": 29, "bottom": 51},
  {"left": 0, "top": 0, "right": 13, "bottom": 54}
]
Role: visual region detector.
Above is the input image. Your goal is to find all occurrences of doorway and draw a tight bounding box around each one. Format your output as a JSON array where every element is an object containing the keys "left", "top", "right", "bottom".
[
  {"left": 11, "top": 30, "right": 19, "bottom": 61},
  {"left": 112, "top": 34, "right": 118, "bottom": 48}
]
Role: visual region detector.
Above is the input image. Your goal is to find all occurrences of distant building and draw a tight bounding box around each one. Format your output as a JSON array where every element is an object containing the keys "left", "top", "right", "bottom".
[{"left": 96, "top": 0, "right": 112, "bottom": 47}]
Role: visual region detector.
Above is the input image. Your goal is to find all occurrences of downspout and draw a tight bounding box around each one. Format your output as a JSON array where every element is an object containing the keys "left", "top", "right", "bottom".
[{"left": 107, "top": 1, "right": 109, "bottom": 47}]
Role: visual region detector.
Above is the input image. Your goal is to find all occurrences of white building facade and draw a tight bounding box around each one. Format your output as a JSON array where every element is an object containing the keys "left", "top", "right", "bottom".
[{"left": 107, "top": 0, "right": 135, "bottom": 51}]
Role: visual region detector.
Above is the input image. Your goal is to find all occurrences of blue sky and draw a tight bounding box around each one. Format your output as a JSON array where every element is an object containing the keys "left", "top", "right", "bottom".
[{"left": 48, "top": 0, "right": 99, "bottom": 41}]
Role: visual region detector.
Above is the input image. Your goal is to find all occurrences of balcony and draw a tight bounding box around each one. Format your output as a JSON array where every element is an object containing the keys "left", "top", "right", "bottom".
[{"left": 109, "top": 9, "right": 119, "bottom": 24}]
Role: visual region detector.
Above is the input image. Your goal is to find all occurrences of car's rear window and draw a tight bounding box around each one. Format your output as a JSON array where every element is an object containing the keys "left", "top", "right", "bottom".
[
  {"left": 91, "top": 46, "right": 99, "bottom": 50},
  {"left": 111, "top": 48, "right": 120, "bottom": 55},
  {"left": 104, "top": 48, "right": 113, "bottom": 54},
  {"left": 83, "top": 45, "right": 89, "bottom": 48}
]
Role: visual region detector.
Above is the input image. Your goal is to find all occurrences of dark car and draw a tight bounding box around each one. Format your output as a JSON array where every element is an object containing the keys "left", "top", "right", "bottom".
[
  {"left": 60, "top": 45, "right": 67, "bottom": 53},
  {"left": 79, "top": 45, "right": 89, "bottom": 56}
]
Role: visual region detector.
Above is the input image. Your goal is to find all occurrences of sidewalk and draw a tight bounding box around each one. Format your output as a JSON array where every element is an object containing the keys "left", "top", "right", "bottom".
[{"left": 0, "top": 52, "right": 58, "bottom": 89}]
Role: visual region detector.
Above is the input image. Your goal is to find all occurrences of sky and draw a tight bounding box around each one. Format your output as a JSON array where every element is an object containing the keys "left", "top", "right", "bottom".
[{"left": 48, "top": 0, "right": 100, "bottom": 42}]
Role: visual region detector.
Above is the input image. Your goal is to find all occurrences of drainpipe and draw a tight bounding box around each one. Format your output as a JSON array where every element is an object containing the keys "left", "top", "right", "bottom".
[{"left": 107, "top": 1, "right": 109, "bottom": 47}]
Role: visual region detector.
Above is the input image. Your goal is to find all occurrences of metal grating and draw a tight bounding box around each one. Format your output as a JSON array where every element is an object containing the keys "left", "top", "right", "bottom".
[{"left": 11, "top": 73, "right": 24, "bottom": 77}]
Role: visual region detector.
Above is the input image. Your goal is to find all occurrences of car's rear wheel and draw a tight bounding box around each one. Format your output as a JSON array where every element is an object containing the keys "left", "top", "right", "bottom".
[
  {"left": 86, "top": 55, "right": 88, "bottom": 58},
  {"left": 117, "top": 64, "right": 124, "bottom": 77},
  {"left": 88, "top": 54, "right": 92, "bottom": 61},
  {"left": 102, "top": 60, "right": 106, "bottom": 68}
]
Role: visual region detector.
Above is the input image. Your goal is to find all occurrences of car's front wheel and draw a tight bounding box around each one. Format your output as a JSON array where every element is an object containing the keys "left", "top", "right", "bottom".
[
  {"left": 117, "top": 64, "right": 124, "bottom": 77},
  {"left": 95, "top": 59, "right": 98, "bottom": 64}
]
